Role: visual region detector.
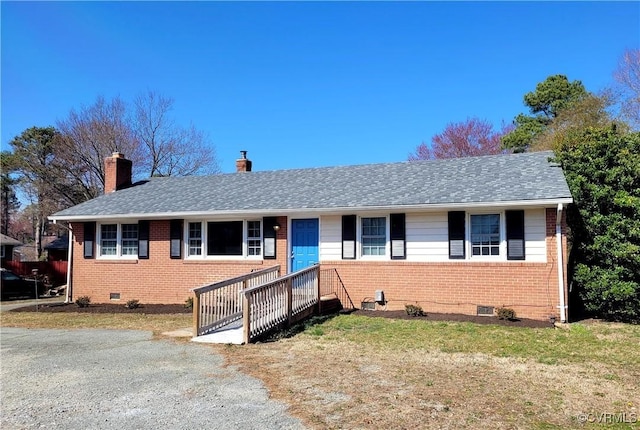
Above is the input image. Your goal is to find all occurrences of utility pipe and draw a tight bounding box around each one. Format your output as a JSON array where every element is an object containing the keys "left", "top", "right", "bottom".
[
  {"left": 556, "top": 203, "right": 567, "bottom": 323},
  {"left": 65, "top": 225, "right": 73, "bottom": 304}
]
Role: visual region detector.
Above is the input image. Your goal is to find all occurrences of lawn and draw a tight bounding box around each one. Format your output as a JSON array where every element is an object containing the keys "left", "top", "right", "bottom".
[
  {"left": 1, "top": 310, "right": 638, "bottom": 429},
  {"left": 218, "top": 314, "right": 640, "bottom": 430}
]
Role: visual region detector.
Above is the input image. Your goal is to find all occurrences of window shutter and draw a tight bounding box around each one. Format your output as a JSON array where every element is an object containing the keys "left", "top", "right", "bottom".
[
  {"left": 342, "top": 215, "right": 356, "bottom": 259},
  {"left": 170, "top": 219, "right": 183, "bottom": 259},
  {"left": 83, "top": 222, "right": 95, "bottom": 259},
  {"left": 263, "top": 217, "right": 277, "bottom": 259},
  {"left": 390, "top": 213, "right": 406, "bottom": 260},
  {"left": 506, "top": 210, "right": 525, "bottom": 260},
  {"left": 138, "top": 221, "right": 150, "bottom": 259},
  {"left": 448, "top": 211, "right": 465, "bottom": 259}
]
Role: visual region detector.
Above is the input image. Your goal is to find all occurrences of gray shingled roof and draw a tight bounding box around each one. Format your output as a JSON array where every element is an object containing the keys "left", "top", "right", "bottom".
[
  {"left": 50, "top": 151, "right": 572, "bottom": 220},
  {"left": 1, "top": 234, "right": 22, "bottom": 246}
]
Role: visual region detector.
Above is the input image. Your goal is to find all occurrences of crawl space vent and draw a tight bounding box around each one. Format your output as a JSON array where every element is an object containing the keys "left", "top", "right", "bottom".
[
  {"left": 110, "top": 293, "right": 121, "bottom": 300},
  {"left": 477, "top": 305, "right": 494, "bottom": 316}
]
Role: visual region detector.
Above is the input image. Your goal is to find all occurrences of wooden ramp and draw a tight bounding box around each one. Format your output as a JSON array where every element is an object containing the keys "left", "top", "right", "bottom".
[{"left": 191, "top": 265, "right": 355, "bottom": 344}]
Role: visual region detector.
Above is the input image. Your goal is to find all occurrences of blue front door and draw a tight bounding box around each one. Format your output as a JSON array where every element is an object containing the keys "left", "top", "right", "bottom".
[{"left": 291, "top": 218, "right": 319, "bottom": 272}]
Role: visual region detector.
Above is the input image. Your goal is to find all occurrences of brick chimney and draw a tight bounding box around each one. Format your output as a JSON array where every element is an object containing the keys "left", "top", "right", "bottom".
[
  {"left": 235, "top": 150, "right": 252, "bottom": 172},
  {"left": 104, "top": 152, "right": 132, "bottom": 194}
]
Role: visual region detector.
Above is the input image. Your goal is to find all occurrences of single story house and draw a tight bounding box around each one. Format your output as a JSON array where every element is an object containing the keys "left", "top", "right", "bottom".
[
  {"left": 44, "top": 235, "right": 70, "bottom": 262},
  {"left": 50, "top": 150, "right": 573, "bottom": 322},
  {"left": 1, "top": 233, "right": 22, "bottom": 265}
]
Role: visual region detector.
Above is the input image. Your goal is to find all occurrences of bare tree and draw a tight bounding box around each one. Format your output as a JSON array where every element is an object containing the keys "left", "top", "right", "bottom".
[
  {"left": 409, "top": 118, "right": 512, "bottom": 160},
  {"left": 56, "top": 96, "right": 144, "bottom": 201},
  {"left": 133, "top": 91, "right": 219, "bottom": 177},
  {"left": 613, "top": 48, "right": 640, "bottom": 129}
]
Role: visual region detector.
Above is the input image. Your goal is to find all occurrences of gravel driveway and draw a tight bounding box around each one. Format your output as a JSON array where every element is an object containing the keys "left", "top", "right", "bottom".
[{"left": 1, "top": 328, "right": 305, "bottom": 429}]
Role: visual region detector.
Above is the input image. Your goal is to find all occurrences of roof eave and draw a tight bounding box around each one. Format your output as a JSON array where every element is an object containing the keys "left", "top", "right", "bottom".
[{"left": 49, "top": 197, "right": 574, "bottom": 222}]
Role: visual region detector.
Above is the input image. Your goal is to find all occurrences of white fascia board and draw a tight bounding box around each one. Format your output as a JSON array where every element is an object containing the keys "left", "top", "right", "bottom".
[{"left": 48, "top": 197, "right": 573, "bottom": 222}]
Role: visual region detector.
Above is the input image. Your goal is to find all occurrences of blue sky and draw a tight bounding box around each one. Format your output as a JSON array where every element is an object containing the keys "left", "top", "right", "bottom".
[{"left": 2, "top": 1, "right": 638, "bottom": 173}]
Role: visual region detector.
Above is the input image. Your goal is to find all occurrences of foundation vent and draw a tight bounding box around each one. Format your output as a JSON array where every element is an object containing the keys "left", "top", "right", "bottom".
[{"left": 477, "top": 305, "right": 494, "bottom": 316}]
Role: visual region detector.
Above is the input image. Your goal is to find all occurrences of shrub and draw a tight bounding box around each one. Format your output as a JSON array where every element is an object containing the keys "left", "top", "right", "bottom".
[
  {"left": 555, "top": 127, "right": 640, "bottom": 322},
  {"left": 184, "top": 297, "right": 194, "bottom": 310},
  {"left": 125, "top": 299, "right": 140, "bottom": 309},
  {"left": 405, "top": 304, "right": 426, "bottom": 317},
  {"left": 75, "top": 296, "right": 91, "bottom": 308},
  {"left": 496, "top": 307, "right": 516, "bottom": 320}
]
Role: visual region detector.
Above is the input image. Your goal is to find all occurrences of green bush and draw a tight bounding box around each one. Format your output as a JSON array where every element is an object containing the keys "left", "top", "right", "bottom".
[
  {"left": 184, "top": 297, "right": 194, "bottom": 310},
  {"left": 555, "top": 127, "right": 640, "bottom": 322},
  {"left": 125, "top": 299, "right": 140, "bottom": 309},
  {"left": 75, "top": 296, "right": 91, "bottom": 308},
  {"left": 496, "top": 307, "right": 516, "bottom": 320},
  {"left": 405, "top": 304, "right": 426, "bottom": 317}
]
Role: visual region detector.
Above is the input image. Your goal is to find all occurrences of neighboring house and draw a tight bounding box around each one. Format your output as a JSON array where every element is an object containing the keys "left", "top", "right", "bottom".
[
  {"left": 1, "top": 234, "right": 22, "bottom": 265},
  {"left": 44, "top": 235, "right": 70, "bottom": 262},
  {"left": 50, "top": 150, "right": 573, "bottom": 322}
]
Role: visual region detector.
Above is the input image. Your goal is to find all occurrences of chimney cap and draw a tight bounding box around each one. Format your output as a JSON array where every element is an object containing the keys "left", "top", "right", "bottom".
[
  {"left": 239, "top": 150, "right": 247, "bottom": 160},
  {"left": 112, "top": 152, "right": 124, "bottom": 158}
]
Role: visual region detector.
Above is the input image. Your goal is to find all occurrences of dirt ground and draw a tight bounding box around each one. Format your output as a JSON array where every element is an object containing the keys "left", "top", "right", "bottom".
[
  {"left": 350, "top": 309, "right": 552, "bottom": 328},
  {"left": 11, "top": 303, "right": 551, "bottom": 328}
]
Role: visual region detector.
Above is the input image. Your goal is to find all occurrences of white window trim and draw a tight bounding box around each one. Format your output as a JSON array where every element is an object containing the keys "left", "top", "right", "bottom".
[
  {"left": 96, "top": 222, "right": 139, "bottom": 260},
  {"left": 187, "top": 221, "right": 204, "bottom": 257},
  {"left": 184, "top": 219, "right": 263, "bottom": 260},
  {"left": 357, "top": 215, "right": 389, "bottom": 260},
  {"left": 246, "top": 220, "right": 263, "bottom": 258},
  {"left": 466, "top": 211, "right": 506, "bottom": 261}
]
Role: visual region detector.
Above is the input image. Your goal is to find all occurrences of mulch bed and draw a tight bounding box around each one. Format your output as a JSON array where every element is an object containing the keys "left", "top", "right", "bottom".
[
  {"left": 10, "top": 302, "right": 191, "bottom": 314},
  {"left": 10, "top": 302, "right": 551, "bottom": 328},
  {"left": 350, "top": 309, "right": 553, "bottom": 328}
]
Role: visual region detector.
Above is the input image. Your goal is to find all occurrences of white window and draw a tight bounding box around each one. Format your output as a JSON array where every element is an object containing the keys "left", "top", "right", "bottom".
[
  {"left": 361, "top": 217, "right": 386, "bottom": 256},
  {"left": 185, "top": 220, "right": 262, "bottom": 258},
  {"left": 99, "top": 223, "right": 138, "bottom": 258},
  {"left": 121, "top": 224, "right": 138, "bottom": 255},
  {"left": 100, "top": 224, "right": 118, "bottom": 256},
  {"left": 247, "top": 221, "right": 262, "bottom": 256},
  {"left": 188, "top": 222, "right": 203, "bottom": 256},
  {"left": 470, "top": 214, "right": 500, "bottom": 256}
]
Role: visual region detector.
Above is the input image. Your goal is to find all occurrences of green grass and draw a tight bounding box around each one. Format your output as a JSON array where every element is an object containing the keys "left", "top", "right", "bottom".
[{"left": 309, "top": 314, "right": 640, "bottom": 367}]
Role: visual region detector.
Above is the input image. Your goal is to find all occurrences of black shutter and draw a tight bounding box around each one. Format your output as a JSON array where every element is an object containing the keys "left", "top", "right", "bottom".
[
  {"left": 170, "top": 219, "right": 183, "bottom": 259},
  {"left": 506, "top": 210, "right": 525, "bottom": 260},
  {"left": 138, "top": 220, "right": 150, "bottom": 259},
  {"left": 390, "top": 213, "right": 406, "bottom": 260},
  {"left": 448, "top": 211, "right": 465, "bottom": 259},
  {"left": 263, "top": 217, "right": 277, "bottom": 259},
  {"left": 342, "top": 215, "right": 356, "bottom": 259},
  {"left": 83, "top": 222, "right": 95, "bottom": 259}
]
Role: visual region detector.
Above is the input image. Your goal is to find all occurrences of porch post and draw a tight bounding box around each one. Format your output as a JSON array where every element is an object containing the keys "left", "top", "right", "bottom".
[
  {"left": 242, "top": 293, "right": 251, "bottom": 344},
  {"left": 192, "top": 292, "right": 201, "bottom": 337}
]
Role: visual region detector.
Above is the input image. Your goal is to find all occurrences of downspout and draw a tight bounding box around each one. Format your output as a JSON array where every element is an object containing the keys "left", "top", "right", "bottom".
[
  {"left": 65, "top": 225, "right": 73, "bottom": 304},
  {"left": 556, "top": 203, "right": 567, "bottom": 323},
  {"left": 52, "top": 220, "right": 74, "bottom": 304}
]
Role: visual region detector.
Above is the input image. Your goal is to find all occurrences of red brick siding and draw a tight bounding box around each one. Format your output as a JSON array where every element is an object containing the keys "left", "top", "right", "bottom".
[
  {"left": 70, "top": 217, "right": 287, "bottom": 304},
  {"left": 70, "top": 210, "right": 568, "bottom": 321}
]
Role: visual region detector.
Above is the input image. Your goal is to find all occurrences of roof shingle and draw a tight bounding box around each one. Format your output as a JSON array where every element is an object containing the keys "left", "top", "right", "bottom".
[{"left": 50, "top": 151, "right": 572, "bottom": 220}]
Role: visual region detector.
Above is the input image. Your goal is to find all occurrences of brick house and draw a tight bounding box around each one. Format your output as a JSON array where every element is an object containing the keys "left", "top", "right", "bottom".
[{"left": 50, "top": 150, "right": 573, "bottom": 322}]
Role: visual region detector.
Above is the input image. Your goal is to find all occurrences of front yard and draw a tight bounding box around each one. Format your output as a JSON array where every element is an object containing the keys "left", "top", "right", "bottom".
[{"left": 2, "top": 309, "right": 638, "bottom": 429}]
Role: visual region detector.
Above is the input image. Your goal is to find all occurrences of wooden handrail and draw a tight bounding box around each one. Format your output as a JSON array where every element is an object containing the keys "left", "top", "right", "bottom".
[
  {"left": 242, "top": 264, "right": 319, "bottom": 343},
  {"left": 192, "top": 265, "right": 280, "bottom": 294},
  {"left": 192, "top": 265, "right": 280, "bottom": 336},
  {"left": 241, "top": 264, "right": 318, "bottom": 295}
]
